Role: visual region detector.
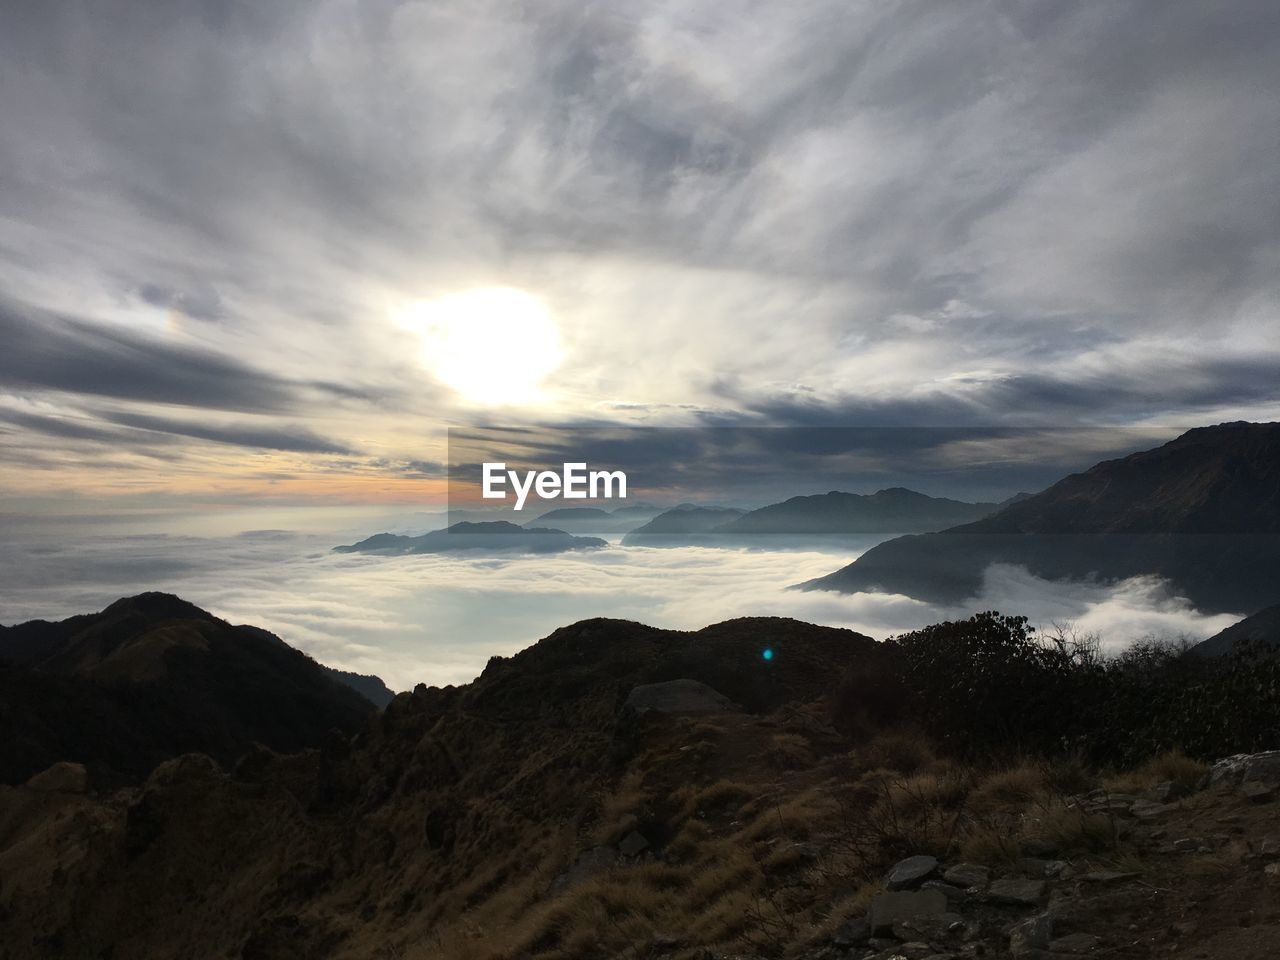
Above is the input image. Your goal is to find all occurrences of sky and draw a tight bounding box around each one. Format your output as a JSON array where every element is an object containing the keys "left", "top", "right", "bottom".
[{"left": 3, "top": 0, "right": 1280, "bottom": 518}]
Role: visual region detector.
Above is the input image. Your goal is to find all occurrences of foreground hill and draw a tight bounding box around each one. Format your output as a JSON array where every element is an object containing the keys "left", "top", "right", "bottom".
[
  {"left": 334, "top": 520, "right": 607, "bottom": 555},
  {"left": 0, "top": 593, "right": 377, "bottom": 785},
  {"left": 3, "top": 601, "right": 1280, "bottom": 960},
  {"left": 803, "top": 422, "right": 1280, "bottom": 613}
]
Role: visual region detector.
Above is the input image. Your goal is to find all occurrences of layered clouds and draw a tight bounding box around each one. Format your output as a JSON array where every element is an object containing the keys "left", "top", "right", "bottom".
[{"left": 1, "top": 0, "right": 1279, "bottom": 508}]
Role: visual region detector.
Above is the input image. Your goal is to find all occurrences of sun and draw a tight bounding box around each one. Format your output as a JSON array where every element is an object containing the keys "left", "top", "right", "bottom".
[{"left": 397, "top": 287, "right": 564, "bottom": 406}]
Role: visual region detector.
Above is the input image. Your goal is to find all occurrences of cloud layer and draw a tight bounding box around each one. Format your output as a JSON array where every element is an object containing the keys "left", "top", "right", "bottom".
[{"left": 1, "top": 0, "right": 1278, "bottom": 506}]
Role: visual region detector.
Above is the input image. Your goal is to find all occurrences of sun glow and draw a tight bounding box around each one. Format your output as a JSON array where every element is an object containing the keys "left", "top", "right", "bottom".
[{"left": 397, "top": 287, "right": 564, "bottom": 406}]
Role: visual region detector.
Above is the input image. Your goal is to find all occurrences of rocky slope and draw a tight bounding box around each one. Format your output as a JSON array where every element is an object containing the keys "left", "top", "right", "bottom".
[
  {"left": 1188, "top": 603, "right": 1280, "bottom": 658},
  {"left": 803, "top": 422, "right": 1280, "bottom": 614}
]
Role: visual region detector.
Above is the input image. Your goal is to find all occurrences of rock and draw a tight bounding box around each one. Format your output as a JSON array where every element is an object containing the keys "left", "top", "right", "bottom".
[
  {"left": 832, "top": 916, "right": 870, "bottom": 947},
  {"left": 1207, "top": 751, "right": 1280, "bottom": 788},
  {"left": 1022, "top": 837, "right": 1060, "bottom": 857},
  {"left": 1152, "top": 780, "right": 1191, "bottom": 803},
  {"left": 1260, "top": 838, "right": 1280, "bottom": 858},
  {"left": 623, "top": 679, "right": 738, "bottom": 715},
  {"left": 1264, "top": 863, "right": 1280, "bottom": 877},
  {"left": 867, "top": 889, "right": 948, "bottom": 936},
  {"left": 618, "top": 830, "right": 650, "bottom": 857},
  {"left": 1080, "top": 870, "right": 1141, "bottom": 884},
  {"left": 1173, "top": 838, "right": 1198, "bottom": 852},
  {"left": 1018, "top": 857, "right": 1051, "bottom": 877},
  {"left": 1241, "top": 780, "right": 1277, "bottom": 803},
  {"left": 24, "top": 761, "right": 88, "bottom": 794},
  {"left": 549, "top": 846, "right": 617, "bottom": 894},
  {"left": 942, "top": 863, "right": 991, "bottom": 889},
  {"left": 1130, "top": 799, "right": 1173, "bottom": 820},
  {"left": 988, "top": 876, "right": 1047, "bottom": 907},
  {"left": 1009, "top": 914, "right": 1053, "bottom": 954},
  {"left": 921, "top": 880, "right": 969, "bottom": 902},
  {"left": 886, "top": 854, "right": 939, "bottom": 890},
  {"left": 893, "top": 942, "right": 936, "bottom": 960},
  {"left": 1050, "top": 932, "right": 1101, "bottom": 953},
  {"left": 145, "top": 753, "right": 223, "bottom": 788},
  {"left": 892, "top": 910, "right": 963, "bottom": 942}
]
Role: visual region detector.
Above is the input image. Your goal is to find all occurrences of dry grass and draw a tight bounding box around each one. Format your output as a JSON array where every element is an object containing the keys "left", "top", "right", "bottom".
[{"left": 1103, "top": 750, "right": 1209, "bottom": 796}]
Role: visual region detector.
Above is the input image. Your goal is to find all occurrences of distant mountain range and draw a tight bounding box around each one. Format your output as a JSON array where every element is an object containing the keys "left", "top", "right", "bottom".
[
  {"left": 334, "top": 520, "right": 607, "bottom": 555},
  {"left": 522, "top": 504, "right": 663, "bottom": 534},
  {"left": 621, "top": 490, "right": 1020, "bottom": 546},
  {"left": 802, "top": 422, "right": 1280, "bottom": 615},
  {"left": 0, "top": 593, "right": 382, "bottom": 785}
]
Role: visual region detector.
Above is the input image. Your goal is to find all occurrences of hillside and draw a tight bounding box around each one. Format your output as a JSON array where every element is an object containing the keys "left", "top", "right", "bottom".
[
  {"left": 3, "top": 601, "right": 1280, "bottom": 959},
  {"left": 803, "top": 422, "right": 1280, "bottom": 614},
  {"left": 0, "top": 593, "right": 376, "bottom": 786},
  {"left": 1189, "top": 603, "right": 1280, "bottom": 658}
]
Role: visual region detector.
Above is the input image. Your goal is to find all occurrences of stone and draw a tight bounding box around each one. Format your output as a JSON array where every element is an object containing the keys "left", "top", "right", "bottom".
[
  {"left": 1241, "top": 780, "right": 1277, "bottom": 803},
  {"left": 1152, "top": 780, "right": 1191, "bottom": 803},
  {"left": 892, "top": 910, "right": 963, "bottom": 942},
  {"left": 24, "top": 761, "right": 88, "bottom": 794},
  {"left": 1173, "top": 838, "right": 1198, "bottom": 852},
  {"left": 1080, "top": 870, "right": 1141, "bottom": 884},
  {"left": 921, "top": 880, "right": 969, "bottom": 902},
  {"left": 832, "top": 916, "right": 870, "bottom": 947},
  {"left": 1009, "top": 914, "right": 1053, "bottom": 954},
  {"left": 549, "top": 846, "right": 617, "bottom": 894},
  {"left": 618, "top": 830, "right": 650, "bottom": 857},
  {"left": 988, "top": 876, "right": 1047, "bottom": 907},
  {"left": 1207, "top": 751, "right": 1280, "bottom": 788},
  {"left": 867, "top": 889, "right": 948, "bottom": 936},
  {"left": 1264, "top": 863, "right": 1280, "bottom": 877},
  {"left": 623, "top": 679, "right": 738, "bottom": 715},
  {"left": 942, "top": 862, "right": 991, "bottom": 889},
  {"left": 1130, "top": 799, "right": 1172, "bottom": 820},
  {"left": 886, "top": 854, "right": 939, "bottom": 890},
  {"left": 1022, "top": 838, "right": 1060, "bottom": 857},
  {"left": 1260, "top": 838, "right": 1280, "bottom": 858},
  {"left": 894, "top": 942, "right": 936, "bottom": 960},
  {"left": 1050, "top": 932, "right": 1101, "bottom": 953}
]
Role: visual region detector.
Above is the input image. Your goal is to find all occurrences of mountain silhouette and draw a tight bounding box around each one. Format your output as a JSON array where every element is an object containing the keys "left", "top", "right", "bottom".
[
  {"left": 801, "top": 422, "right": 1280, "bottom": 614},
  {"left": 0, "top": 593, "right": 377, "bottom": 786},
  {"left": 334, "top": 520, "right": 607, "bottom": 555},
  {"left": 719, "top": 488, "right": 1001, "bottom": 535},
  {"left": 1188, "top": 602, "right": 1280, "bottom": 657}
]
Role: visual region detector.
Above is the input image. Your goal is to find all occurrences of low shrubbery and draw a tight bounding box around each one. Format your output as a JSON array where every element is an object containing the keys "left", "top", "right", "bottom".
[{"left": 834, "top": 611, "right": 1280, "bottom": 767}]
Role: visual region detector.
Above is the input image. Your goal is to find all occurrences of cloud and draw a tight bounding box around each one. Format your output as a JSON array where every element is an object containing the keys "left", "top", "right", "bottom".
[
  {"left": 0, "top": 517, "right": 1242, "bottom": 690},
  {"left": 0, "top": 0, "right": 1277, "bottom": 502}
]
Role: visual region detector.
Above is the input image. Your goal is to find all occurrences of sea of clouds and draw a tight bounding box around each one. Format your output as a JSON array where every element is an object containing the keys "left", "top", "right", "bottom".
[{"left": 0, "top": 510, "right": 1242, "bottom": 692}]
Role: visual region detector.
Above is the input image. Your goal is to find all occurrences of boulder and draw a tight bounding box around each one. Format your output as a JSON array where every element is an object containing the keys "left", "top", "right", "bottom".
[
  {"left": 886, "top": 854, "right": 939, "bottom": 890},
  {"left": 1009, "top": 914, "right": 1053, "bottom": 955},
  {"left": 623, "top": 679, "right": 738, "bottom": 715},
  {"left": 988, "top": 876, "right": 1046, "bottom": 906},
  {"left": 25, "top": 761, "right": 89, "bottom": 794},
  {"left": 618, "top": 830, "right": 650, "bottom": 857},
  {"left": 831, "top": 916, "right": 870, "bottom": 948},
  {"left": 867, "top": 888, "right": 948, "bottom": 936},
  {"left": 943, "top": 863, "right": 991, "bottom": 889},
  {"left": 1207, "top": 751, "right": 1280, "bottom": 788}
]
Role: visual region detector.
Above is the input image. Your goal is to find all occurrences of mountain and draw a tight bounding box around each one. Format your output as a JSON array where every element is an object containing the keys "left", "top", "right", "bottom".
[
  {"left": 620, "top": 505, "right": 745, "bottom": 545},
  {"left": 523, "top": 505, "right": 663, "bottom": 535},
  {"left": 0, "top": 593, "right": 376, "bottom": 786},
  {"left": 334, "top": 520, "right": 607, "bottom": 555},
  {"left": 718, "top": 488, "right": 1001, "bottom": 535},
  {"left": 1188, "top": 602, "right": 1280, "bottom": 657},
  {"left": 321, "top": 666, "right": 396, "bottom": 708},
  {"left": 0, "top": 607, "right": 878, "bottom": 958},
  {"left": 802, "top": 422, "right": 1280, "bottom": 613}
]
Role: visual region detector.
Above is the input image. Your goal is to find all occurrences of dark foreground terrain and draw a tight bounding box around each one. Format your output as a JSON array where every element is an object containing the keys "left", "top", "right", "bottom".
[{"left": 2, "top": 599, "right": 1279, "bottom": 959}]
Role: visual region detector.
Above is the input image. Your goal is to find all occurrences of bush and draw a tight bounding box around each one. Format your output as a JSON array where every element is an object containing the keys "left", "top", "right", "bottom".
[{"left": 831, "top": 612, "right": 1280, "bottom": 768}]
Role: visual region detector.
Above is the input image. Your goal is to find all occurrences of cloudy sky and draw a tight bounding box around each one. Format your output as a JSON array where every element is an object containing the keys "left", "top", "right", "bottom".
[{"left": 3, "top": 0, "right": 1279, "bottom": 517}]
